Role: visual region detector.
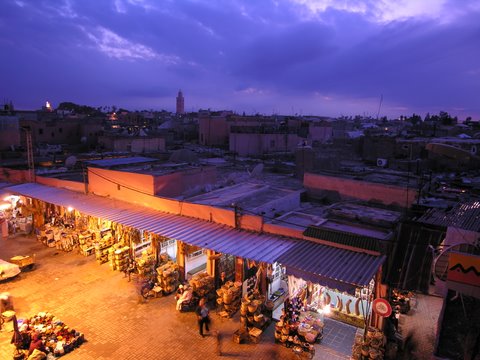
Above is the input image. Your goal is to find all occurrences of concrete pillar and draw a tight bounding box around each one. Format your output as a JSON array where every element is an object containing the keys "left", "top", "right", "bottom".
[
  {"left": 235, "top": 257, "right": 244, "bottom": 283},
  {"left": 206, "top": 250, "right": 214, "bottom": 277},
  {"left": 206, "top": 250, "right": 221, "bottom": 278}
]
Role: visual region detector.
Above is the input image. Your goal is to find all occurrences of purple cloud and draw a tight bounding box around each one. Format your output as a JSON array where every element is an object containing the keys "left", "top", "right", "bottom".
[{"left": 0, "top": 0, "right": 479, "bottom": 119}]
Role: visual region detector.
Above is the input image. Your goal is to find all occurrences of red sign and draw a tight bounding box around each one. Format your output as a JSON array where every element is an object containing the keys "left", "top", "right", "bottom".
[{"left": 372, "top": 298, "right": 392, "bottom": 317}]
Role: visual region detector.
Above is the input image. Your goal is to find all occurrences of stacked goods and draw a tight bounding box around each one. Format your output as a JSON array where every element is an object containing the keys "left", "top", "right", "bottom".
[
  {"left": 136, "top": 250, "right": 156, "bottom": 276},
  {"left": 95, "top": 246, "right": 110, "bottom": 264},
  {"left": 95, "top": 231, "right": 115, "bottom": 250},
  {"left": 239, "top": 291, "right": 270, "bottom": 336},
  {"left": 108, "top": 244, "right": 130, "bottom": 271},
  {"left": 189, "top": 272, "right": 215, "bottom": 300},
  {"left": 156, "top": 261, "right": 180, "bottom": 294},
  {"left": 351, "top": 327, "right": 386, "bottom": 360},
  {"left": 15, "top": 312, "right": 85, "bottom": 358},
  {"left": 77, "top": 231, "right": 93, "bottom": 245},
  {"left": 94, "top": 232, "right": 115, "bottom": 264},
  {"left": 216, "top": 281, "right": 242, "bottom": 317},
  {"left": 274, "top": 320, "right": 315, "bottom": 354}
]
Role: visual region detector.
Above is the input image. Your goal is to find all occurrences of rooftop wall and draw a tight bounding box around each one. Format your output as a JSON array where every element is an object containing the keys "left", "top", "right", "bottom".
[
  {"left": 88, "top": 167, "right": 155, "bottom": 197},
  {"left": 153, "top": 166, "right": 217, "bottom": 198},
  {"left": 36, "top": 176, "right": 85, "bottom": 193},
  {"left": 304, "top": 172, "right": 418, "bottom": 208},
  {"left": 0, "top": 167, "right": 29, "bottom": 183}
]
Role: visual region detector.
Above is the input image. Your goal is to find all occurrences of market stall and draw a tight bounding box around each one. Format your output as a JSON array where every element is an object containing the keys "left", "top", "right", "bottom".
[
  {"left": 273, "top": 287, "right": 322, "bottom": 358},
  {"left": 233, "top": 290, "right": 272, "bottom": 344},
  {"left": 216, "top": 280, "right": 242, "bottom": 317},
  {"left": 13, "top": 312, "right": 84, "bottom": 358},
  {"left": 0, "top": 195, "right": 33, "bottom": 236}
]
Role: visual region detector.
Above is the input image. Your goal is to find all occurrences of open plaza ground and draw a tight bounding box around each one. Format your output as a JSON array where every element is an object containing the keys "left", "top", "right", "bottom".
[{"left": 1, "top": 234, "right": 358, "bottom": 360}]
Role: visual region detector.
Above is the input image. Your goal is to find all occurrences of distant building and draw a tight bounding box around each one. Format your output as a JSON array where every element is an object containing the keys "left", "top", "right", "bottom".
[
  {"left": 176, "top": 90, "right": 185, "bottom": 115},
  {"left": 0, "top": 115, "right": 21, "bottom": 151},
  {"left": 98, "top": 132, "right": 166, "bottom": 154}
]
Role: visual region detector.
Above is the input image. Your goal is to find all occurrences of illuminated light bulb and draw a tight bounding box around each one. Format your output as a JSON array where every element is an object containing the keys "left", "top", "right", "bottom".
[{"left": 0, "top": 203, "right": 11, "bottom": 210}]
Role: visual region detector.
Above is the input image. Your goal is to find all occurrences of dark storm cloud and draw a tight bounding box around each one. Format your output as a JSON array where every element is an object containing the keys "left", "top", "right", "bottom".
[{"left": 0, "top": 0, "right": 479, "bottom": 118}]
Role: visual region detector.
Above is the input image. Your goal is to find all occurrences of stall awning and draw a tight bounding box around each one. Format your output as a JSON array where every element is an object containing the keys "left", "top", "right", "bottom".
[
  {"left": 5, "top": 183, "right": 295, "bottom": 264},
  {"left": 277, "top": 240, "right": 386, "bottom": 294}
]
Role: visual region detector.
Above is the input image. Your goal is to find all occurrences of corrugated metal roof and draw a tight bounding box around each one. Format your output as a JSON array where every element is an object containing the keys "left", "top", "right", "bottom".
[
  {"left": 5, "top": 183, "right": 295, "bottom": 264},
  {"left": 303, "top": 226, "right": 381, "bottom": 252},
  {"left": 416, "top": 201, "right": 480, "bottom": 232},
  {"left": 85, "top": 157, "right": 158, "bottom": 167},
  {"left": 278, "top": 240, "right": 385, "bottom": 292}
]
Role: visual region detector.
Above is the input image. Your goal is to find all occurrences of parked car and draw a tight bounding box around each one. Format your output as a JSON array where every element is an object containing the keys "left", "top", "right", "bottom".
[{"left": 0, "top": 259, "right": 21, "bottom": 281}]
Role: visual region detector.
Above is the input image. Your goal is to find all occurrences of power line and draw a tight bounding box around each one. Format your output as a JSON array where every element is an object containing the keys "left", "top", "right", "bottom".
[{"left": 88, "top": 168, "right": 155, "bottom": 197}]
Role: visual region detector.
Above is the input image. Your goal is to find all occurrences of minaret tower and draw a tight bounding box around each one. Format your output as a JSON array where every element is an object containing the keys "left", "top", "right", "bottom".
[{"left": 176, "top": 90, "right": 185, "bottom": 114}]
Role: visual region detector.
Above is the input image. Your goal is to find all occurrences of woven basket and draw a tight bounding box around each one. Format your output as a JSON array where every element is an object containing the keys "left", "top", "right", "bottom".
[{"left": 223, "top": 292, "right": 233, "bottom": 304}]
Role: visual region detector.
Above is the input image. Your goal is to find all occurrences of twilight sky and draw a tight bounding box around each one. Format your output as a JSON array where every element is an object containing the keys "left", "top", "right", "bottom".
[{"left": 1, "top": 0, "right": 479, "bottom": 119}]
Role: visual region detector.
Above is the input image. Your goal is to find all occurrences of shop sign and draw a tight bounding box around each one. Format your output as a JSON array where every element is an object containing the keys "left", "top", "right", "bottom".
[
  {"left": 372, "top": 298, "right": 392, "bottom": 317},
  {"left": 447, "top": 252, "right": 480, "bottom": 287}
]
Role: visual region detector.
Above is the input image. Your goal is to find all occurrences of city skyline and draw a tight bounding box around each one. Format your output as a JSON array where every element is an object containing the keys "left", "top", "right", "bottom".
[{"left": 1, "top": 0, "right": 480, "bottom": 119}]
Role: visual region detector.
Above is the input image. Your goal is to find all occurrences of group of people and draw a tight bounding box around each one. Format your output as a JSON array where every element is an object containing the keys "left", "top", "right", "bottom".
[
  {"left": 175, "top": 284, "right": 212, "bottom": 337},
  {"left": 12, "top": 330, "right": 48, "bottom": 360},
  {"left": 175, "top": 284, "right": 193, "bottom": 310}
]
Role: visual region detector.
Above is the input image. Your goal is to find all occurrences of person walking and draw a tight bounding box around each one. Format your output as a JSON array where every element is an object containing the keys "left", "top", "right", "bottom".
[{"left": 195, "top": 297, "right": 210, "bottom": 337}]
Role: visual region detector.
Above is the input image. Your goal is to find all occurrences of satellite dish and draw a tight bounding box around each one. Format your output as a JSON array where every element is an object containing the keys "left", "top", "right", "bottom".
[
  {"left": 249, "top": 163, "right": 264, "bottom": 178},
  {"left": 433, "top": 243, "right": 478, "bottom": 282},
  {"left": 65, "top": 156, "right": 77, "bottom": 168}
]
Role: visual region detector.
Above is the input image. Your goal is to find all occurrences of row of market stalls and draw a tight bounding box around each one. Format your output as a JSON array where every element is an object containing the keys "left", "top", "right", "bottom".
[{"left": 4, "top": 182, "right": 387, "bottom": 357}]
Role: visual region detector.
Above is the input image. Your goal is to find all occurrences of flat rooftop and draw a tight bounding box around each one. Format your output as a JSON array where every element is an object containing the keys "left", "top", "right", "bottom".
[
  {"left": 186, "top": 182, "right": 296, "bottom": 210},
  {"left": 314, "top": 168, "right": 419, "bottom": 187},
  {"left": 269, "top": 211, "right": 325, "bottom": 231},
  {"left": 85, "top": 156, "right": 158, "bottom": 167},
  {"left": 318, "top": 219, "right": 392, "bottom": 240}
]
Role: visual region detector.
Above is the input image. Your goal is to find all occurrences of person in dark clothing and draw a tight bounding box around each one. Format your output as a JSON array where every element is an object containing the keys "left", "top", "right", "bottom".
[
  {"left": 124, "top": 259, "right": 136, "bottom": 282},
  {"left": 217, "top": 272, "right": 227, "bottom": 288},
  {"left": 28, "top": 333, "right": 46, "bottom": 356},
  {"left": 195, "top": 297, "right": 210, "bottom": 337}
]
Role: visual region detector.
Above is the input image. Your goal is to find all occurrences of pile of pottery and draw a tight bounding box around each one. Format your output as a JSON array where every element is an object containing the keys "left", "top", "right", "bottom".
[
  {"left": 108, "top": 245, "right": 130, "bottom": 272},
  {"left": 189, "top": 272, "right": 215, "bottom": 300},
  {"left": 216, "top": 281, "right": 242, "bottom": 316},
  {"left": 156, "top": 261, "right": 180, "bottom": 294},
  {"left": 239, "top": 292, "right": 268, "bottom": 330},
  {"left": 351, "top": 327, "right": 386, "bottom": 360}
]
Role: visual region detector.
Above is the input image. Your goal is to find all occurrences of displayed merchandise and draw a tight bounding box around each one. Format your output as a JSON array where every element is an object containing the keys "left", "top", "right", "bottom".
[
  {"left": 391, "top": 289, "right": 414, "bottom": 314},
  {"left": 189, "top": 272, "right": 215, "bottom": 301},
  {"left": 216, "top": 280, "right": 242, "bottom": 317},
  {"left": 236, "top": 290, "right": 270, "bottom": 344},
  {"left": 351, "top": 327, "right": 386, "bottom": 360},
  {"left": 37, "top": 224, "right": 83, "bottom": 253},
  {"left": 274, "top": 297, "right": 322, "bottom": 357},
  {"left": 14, "top": 312, "right": 84, "bottom": 358},
  {"left": 135, "top": 250, "right": 156, "bottom": 277},
  {"left": 108, "top": 244, "right": 130, "bottom": 272},
  {"left": 156, "top": 260, "right": 180, "bottom": 295},
  {"left": 94, "top": 231, "right": 116, "bottom": 264}
]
